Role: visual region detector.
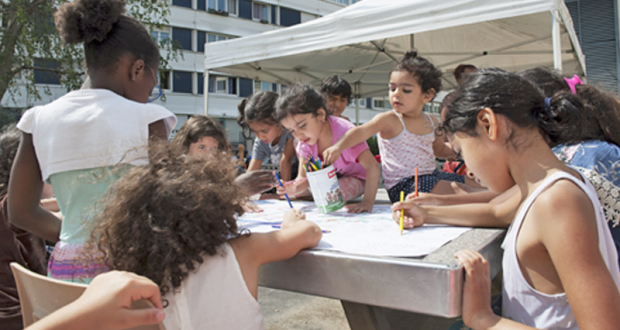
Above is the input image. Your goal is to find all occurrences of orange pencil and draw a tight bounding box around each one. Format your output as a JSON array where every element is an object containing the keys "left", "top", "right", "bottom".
[{"left": 414, "top": 167, "right": 419, "bottom": 197}]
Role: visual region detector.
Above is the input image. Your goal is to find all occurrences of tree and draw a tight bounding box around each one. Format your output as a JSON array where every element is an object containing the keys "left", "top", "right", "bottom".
[{"left": 0, "top": 0, "right": 180, "bottom": 115}]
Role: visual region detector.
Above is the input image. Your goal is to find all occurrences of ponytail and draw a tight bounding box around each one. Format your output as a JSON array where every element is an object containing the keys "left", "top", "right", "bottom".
[{"left": 536, "top": 92, "right": 583, "bottom": 146}]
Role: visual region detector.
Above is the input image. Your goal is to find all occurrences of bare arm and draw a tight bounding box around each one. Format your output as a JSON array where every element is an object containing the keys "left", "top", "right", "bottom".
[
  {"left": 247, "top": 158, "right": 263, "bottom": 172},
  {"left": 148, "top": 120, "right": 167, "bottom": 142},
  {"left": 323, "top": 112, "right": 393, "bottom": 165},
  {"left": 279, "top": 138, "right": 296, "bottom": 182},
  {"left": 345, "top": 149, "right": 380, "bottom": 213},
  {"left": 410, "top": 188, "right": 506, "bottom": 206},
  {"left": 8, "top": 133, "right": 61, "bottom": 242}
]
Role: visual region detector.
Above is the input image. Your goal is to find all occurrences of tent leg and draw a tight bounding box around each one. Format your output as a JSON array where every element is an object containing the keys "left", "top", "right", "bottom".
[
  {"left": 552, "top": 11, "right": 562, "bottom": 71},
  {"left": 204, "top": 71, "right": 210, "bottom": 115},
  {"left": 356, "top": 98, "right": 359, "bottom": 126}
]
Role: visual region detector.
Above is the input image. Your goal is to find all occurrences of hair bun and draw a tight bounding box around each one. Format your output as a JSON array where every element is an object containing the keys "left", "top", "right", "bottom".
[
  {"left": 404, "top": 49, "right": 418, "bottom": 60},
  {"left": 55, "top": 0, "right": 126, "bottom": 45}
]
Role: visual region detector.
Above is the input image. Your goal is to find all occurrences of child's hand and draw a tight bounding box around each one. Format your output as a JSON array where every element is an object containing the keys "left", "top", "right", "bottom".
[
  {"left": 406, "top": 192, "right": 441, "bottom": 206},
  {"left": 345, "top": 200, "right": 373, "bottom": 213},
  {"left": 322, "top": 145, "right": 342, "bottom": 166},
  {"left": 242, "top": 201, "right": 263, "bottom": 213},
  {"left": 391, "top": 200, "right": 426, "bottom": 228},
  {"left": 277, "top": 180, "right": 298, "bottom": 197},
  {"left": 282, "top": 209, "right": 306, "bottom": 229},
  {"left": 234, "top": 170, "right": 276, "bottom": 196},
  {"left": 455, "top": 249, "right": 497, "bottom": 329}
]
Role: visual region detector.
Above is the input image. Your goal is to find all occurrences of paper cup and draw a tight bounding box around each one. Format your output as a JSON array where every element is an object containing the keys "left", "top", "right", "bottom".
[{"left": 306, "top": 164, "right": 345, "bottom": 213}]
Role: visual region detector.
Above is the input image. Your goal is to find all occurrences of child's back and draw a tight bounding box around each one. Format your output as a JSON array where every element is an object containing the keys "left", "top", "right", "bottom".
[{"left": 88, "top": 146, "right": 321, "bottom": 329}]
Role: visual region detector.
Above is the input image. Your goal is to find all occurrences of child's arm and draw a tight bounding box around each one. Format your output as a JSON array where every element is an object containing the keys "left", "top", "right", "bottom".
[
  {"left": 391, "top": 187, "right": 519, "bottom": 228},
  {"left": 229, "top": 209, "right": 322, "bottom": 298},
  {"left": 430, "top": 116, "right": 456, "bottom": 159},
  {"left": 279, "top": 138, "right": 296, "bottom": 182},
  {"left": 8, "top": 133, "right": 61, "bottom": 242},
  {"left": 278, "top": 160, "right": 309, "bottom": 197},
  {"left": 148, "top": 120, "right": 168, "bottom": 142},
  {"left": 323, "top": 112, "right": 393, "bottom": 165},
  {"left": 247, "top": 158, "right": 263, "bottom": 172},
  {"left": 408, "top": 188, "right": 504, "bottom": 206},
  {"left": 345, "top": 149, "right": 380, "bottom": 213}
]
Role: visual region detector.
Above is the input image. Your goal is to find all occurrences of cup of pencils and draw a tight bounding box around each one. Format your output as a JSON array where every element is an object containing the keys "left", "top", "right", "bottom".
[{"left": 305, "top": 157, "right": 344, "bottom": 213}]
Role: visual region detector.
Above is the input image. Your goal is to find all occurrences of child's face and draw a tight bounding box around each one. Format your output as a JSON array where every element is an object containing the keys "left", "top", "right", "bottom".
[
  {"left": 280, "top": 110, "right": 326, "bottom": 146},
  {"left": 327, "top": 94, "right": 348, "bottom": 116},
  {"left": 249, "top": 121, "right": 282, "bottom": 145},
  {"left": 188, "top": 136, "right": 220, "bottom": 159},
  {"left": 389, "top": 71, "right": 435, "bottom": 115}
]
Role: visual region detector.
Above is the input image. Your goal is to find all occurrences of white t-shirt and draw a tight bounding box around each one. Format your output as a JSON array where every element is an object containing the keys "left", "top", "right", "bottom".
[
  {"left": 162, "top": 243, "right": 264, "bottom": 330},
  {"left": 17, "top": 89, "right": 176, "bottom": 181}
]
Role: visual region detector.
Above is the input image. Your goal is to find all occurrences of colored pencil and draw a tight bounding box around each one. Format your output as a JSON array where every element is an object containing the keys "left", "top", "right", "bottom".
[
  {"left": 399, "top": 191, "right": 404, "bottom": 235},
  {"left": 274, "top": 172, "right": 293, "bottom": 209},
  {"left": 310, "top": 162, "right": 319, "bottom": 171},
  {"left": 414, "top": 167, "right": 419, "bottom": 197},
  {"left": 272, "top": 224, "right": 331, "bottom": 234}
]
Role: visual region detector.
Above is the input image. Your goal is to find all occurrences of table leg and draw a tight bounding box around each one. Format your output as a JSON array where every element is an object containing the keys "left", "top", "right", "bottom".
[{"left": 341, "top": 301, "right": 391, "bottom": 330}]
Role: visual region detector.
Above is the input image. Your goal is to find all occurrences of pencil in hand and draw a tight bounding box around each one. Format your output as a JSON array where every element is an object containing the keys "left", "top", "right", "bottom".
[
  {"left": 414, "top": 167, "right": 419, "bottom": 197},
  {"left": 274, "top": 172, "right": 293, "bottom": 209}
]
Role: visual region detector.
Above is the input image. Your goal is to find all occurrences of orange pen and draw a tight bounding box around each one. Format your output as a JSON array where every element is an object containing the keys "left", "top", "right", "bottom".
[{"left": 414, "top": 167, "right": 419, "bottom": 197}]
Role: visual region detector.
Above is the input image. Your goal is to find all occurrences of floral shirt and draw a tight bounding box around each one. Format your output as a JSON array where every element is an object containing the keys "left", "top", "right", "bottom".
[{"left": 553, "top": 140, "right": 620, "bottom": 263}]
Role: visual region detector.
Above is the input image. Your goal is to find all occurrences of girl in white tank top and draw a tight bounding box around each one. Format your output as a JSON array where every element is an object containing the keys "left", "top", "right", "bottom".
[{"left": 442, "top": 69, "right": 620, "bottom": 329}]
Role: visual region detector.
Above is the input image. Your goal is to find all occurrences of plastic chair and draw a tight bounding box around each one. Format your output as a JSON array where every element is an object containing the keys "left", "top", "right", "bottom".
[{"left": 10, "top": 262, "right": 165, "bottom": 330}]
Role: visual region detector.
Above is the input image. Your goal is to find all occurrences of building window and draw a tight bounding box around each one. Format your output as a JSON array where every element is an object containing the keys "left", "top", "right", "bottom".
[
  {"left": 328, "top": 0, "right": 348, "bottom": 4},
  {"left": 280, "top": 7, "right": 300, "bottom": 27},
  {"left": 228, "top": 0, "right": 237, "bottom": 15},
  {"left": 358, "top": 99, "right": 366, "bottom": 107},
  {"left": 197, "top": 73, "right": 204, "bottom": 94},
  {"left": 172, "top": 27, "right": 192, "bottom": 51},
  {"left": 228, "top": 77, "right": 238, "bottom": 94},
  {"left": 253, "top": 80, "right": 271, "bottom": 92},
  {"left": 33, "top": 59, "right": 60, "bottom": 85},
  {"left": 197, "top": 0, "right": 206, "bottom": 11},
  {"left": 159, "top": 71, "right": 171, "bottom": 90},
  {"left": 239, "top": 77, "right": 253, "bottom": 97},
  {"left": 151, "top": 30, "right": 170, "bottom": 43},
  {"left": 373, "top": 97, "right": 391, "bottom": 109},
  {"left": 172, "top": 0, "right": 192, "bottom": 8},
  {"left": 216, "top": 76, "right": 228, "bottom": 93},
  {"left": 173, "top": 71, "right": 193, "bottom": 93},
  {"left": 253, "top": 2, "right": 269, "bottom": 22},
  {"left": 197, "top": 31, "right": 206, "bottom": 52},
  {"left": 207, "top": 33, "right": 228, "bottom": 43},
  {"left": 239, "top": 0, "right": 252, "bottom": 19},
  {"left": 207, "top": 75, "right": 238, "bottom": 95}
]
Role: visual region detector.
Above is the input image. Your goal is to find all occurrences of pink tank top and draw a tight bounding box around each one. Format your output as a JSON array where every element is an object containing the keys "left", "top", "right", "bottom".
[{"left": 377, "top": 111, "right": 436, "bottom": 189}]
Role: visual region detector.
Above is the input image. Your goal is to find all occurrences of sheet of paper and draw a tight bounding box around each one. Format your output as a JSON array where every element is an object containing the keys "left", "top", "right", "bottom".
[{"left": 237, "top": 200, "right": 471, "bottom": 257}]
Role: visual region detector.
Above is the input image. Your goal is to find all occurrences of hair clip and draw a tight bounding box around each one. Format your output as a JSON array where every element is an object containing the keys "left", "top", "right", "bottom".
[{"left": 563, "top": 75, "right": 583, "bottom": 95}]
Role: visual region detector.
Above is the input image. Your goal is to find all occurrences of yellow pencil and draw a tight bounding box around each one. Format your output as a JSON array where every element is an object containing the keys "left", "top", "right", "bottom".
[
  {"left": 399, "top": 191, "right": 404, "bottom": 235},
  {"left": 310, "top": 163, "right": 319, "bottom": 171}
]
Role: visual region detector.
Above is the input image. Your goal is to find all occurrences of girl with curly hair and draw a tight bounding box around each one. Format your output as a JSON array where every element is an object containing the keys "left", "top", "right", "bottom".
[
  {"left": 8, "top": 0, "right": 176, "bottom": 283},
  {"left": 87, "top": 145, "right": 321, "bottom": 329}
]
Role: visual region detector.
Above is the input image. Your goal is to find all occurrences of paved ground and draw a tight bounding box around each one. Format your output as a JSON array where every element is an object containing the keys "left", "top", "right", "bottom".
[{"left": 259, "top": 287, "right": 351, "bottom": 330}]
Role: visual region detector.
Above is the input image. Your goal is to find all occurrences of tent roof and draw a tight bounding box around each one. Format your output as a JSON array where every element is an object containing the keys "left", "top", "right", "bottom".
[{"left": 205, "top": 0, "right": 585, "bottom": 98}]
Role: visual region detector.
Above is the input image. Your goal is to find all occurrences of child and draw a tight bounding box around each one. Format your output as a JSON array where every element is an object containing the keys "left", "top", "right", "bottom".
[
  {"left": 86, "top": 146, "right": 322, "bottom": 329},
  {"left": 443, "top": 69, "right": 620, "bottom": 329},
  {"left": 276, "top": 84, "right": 380, "bottom": 213},
  {"left": 7, "top": 0, "right": 177, "bottom": 283},
  {"left": 323, "top": 50, "right": 464, "bottom": 203},
  {"left": 320, "top": 75, "right": 352, "bottom": 121},
  {"left": 171, "top": 115, "right": 276, "bottom": 198},
  {"left": 237, "top": 91, "right": 298, "bottom": 182}
]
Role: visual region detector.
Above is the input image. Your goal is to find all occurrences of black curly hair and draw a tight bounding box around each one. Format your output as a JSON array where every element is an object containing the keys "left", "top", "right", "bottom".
[
  {"left": 237, "top": 91, "right": 279, "bottom": 139},
  {"left": 320, "top": 75, "right": 352, "bottom": 103},
  {"left": 86, "top": 143, "right": 246, "bottom": 299},
  {"left": 54, "top": 0, "right": 159, "bottom": 72},
  {"left": 391, "top": 50, "right": 442, "bottom": 100},
  {"left": 0, "top": 124, "right": 21, "bottom": 196}
]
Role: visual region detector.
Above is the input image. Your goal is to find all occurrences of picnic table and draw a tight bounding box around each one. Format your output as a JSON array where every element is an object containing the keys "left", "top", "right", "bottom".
[{"left": 257, "top": 189, "right": 505, "bottom": 330}]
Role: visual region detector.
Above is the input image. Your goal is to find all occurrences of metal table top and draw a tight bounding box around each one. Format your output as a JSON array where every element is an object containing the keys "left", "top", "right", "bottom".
[{"left": 257, "top": 189, "right": 505, "bottom": 318}]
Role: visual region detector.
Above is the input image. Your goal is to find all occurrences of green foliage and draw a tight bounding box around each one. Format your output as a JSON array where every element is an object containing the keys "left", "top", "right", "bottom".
[
  {"left": 0, "top": 0, "right": 181, "bottom": 109},
  {"left": 366, "top": 135, "right": 379, "bottom": 156}
]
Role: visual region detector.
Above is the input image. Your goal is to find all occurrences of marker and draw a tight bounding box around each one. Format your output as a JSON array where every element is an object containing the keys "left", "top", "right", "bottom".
[
  {"left": 274, "top": 172, "right": 293, "bottom": 209},
  {"left": 399, "top": 191, "right": 404, "bottom": 235},
  {"left": 414, "top": 167, "right": 419, "bottom": 197},
  {"left": 272, "top": 224, "right": 331, "bottom": 234}
]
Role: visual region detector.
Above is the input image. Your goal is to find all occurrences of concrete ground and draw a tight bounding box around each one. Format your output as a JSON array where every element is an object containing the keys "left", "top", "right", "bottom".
[{"left": 259, "top": 287, "right": 351, "bottom": 330}]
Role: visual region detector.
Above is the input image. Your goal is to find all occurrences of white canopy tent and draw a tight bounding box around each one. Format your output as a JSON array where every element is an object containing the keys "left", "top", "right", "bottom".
[{"left": 204, "top": 0, "right": 585, "bottom": 122}]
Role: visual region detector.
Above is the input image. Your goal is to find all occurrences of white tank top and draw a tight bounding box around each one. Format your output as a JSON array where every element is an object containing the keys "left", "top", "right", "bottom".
[
  {"left": 377, "top": 111, "right": 436, "bottom": 189},
  {"left": 501, "top": 170, "right": 620, "bottom": 329},
  {"left": 162, "top": 242, "right": 264, "bottom": 330}
]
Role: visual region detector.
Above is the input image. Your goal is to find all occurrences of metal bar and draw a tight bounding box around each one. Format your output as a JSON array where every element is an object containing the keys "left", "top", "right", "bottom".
[
  {"left": 243, "top": 63, "right": 294, "bottom": 85},
  {"left": 552, "top": 10, "right": 563, "bottom": 71},
  {"left": 204, "top": 71, "right": 210, "bottom": 115}
]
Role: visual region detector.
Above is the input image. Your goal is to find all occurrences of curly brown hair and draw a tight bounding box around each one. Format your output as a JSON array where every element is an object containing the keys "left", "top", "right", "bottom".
[
  {"left": 85, "top": 143, "right": 246, "bottom": 298},
  {"left": 171, "top": 115, "right": 229, "bottom": 154}
]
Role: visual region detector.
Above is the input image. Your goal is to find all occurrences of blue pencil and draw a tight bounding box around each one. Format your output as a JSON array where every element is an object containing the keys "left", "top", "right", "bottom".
[
  {"left": 272, "top": 224, "right": 331, "bottom": 234},
  {"left": 274, "top": 172, "right": 293, "bottom": 209}
]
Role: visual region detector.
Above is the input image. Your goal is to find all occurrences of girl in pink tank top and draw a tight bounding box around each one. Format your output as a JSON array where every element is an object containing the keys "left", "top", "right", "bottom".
[
  {"left": 323, "top": 50, "right": 468, "bottom": 203},
  {"left": 443, "top": 69, "right": 620, "bottom": 329}
]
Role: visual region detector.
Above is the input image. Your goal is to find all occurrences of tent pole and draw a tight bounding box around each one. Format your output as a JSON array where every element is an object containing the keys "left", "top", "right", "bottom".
[
  {"left": 204, "top": 71, "right": 210, "bottom": 115},
  {"left": 552, "top": 11, "right": 562, "bottom": 71},
  {"left": 355, "top": 83, "right": 360, "bottom": 125}
]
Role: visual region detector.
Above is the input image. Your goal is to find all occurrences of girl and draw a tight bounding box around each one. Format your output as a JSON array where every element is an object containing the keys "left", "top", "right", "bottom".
[
  {"left": 171, "top": 115, "right": 229, "bottom": 158},
  {"left": 276, "top": 84, "right": 380, "bottom": 213},
  {"left": 444, "top": 69, "right": 620, "bottom": 329},
  {"left": 237, "top": 91, "right": 298, "bottom": 182},
  {"left": 322, "top": 50, "right": 470, "bottom": 203},
  {"left": 87, "top": 145, "right": 322, "bottom": 329},
  {"left": 8, "top": 0, "right": 177, "bottom": 283}
]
